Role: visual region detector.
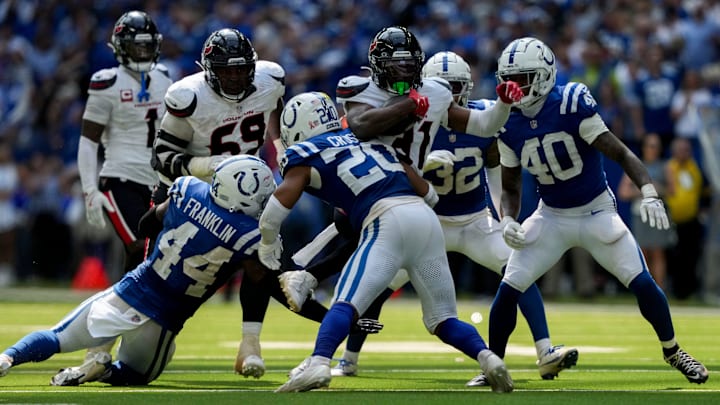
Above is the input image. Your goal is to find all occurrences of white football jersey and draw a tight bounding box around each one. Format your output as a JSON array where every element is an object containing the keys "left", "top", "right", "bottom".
[
  {"left": 83, "top": 64, "right": 172, "bottom": 186},
  {"left": 162, "top": 60, "right": 285, "bottom": 158},
  {"left": 336, "top": 76, "right": 453, "bottom": 172}
]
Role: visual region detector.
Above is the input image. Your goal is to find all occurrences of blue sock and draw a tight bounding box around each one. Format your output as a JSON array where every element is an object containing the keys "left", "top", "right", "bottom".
[
  {"left": 518, "top": 283, "right": 550, "bottom": 342},
  {"left": 346, "top": 287, "right": 393, "bottom": 352},
  {"left": 435, "top": 317, "right": 488, "bottom": 359},
  {"left": 629, "top": 271, "right": 675, "bottom": 341},
  {"left": 313, "top": 302, "right": 355, "bottom": 358},
  {"left": 489, "top": 282, "right": 522, "bottom": 358},
  {"left": 4, "top": 330, "right": 60, "bottom": 365}
]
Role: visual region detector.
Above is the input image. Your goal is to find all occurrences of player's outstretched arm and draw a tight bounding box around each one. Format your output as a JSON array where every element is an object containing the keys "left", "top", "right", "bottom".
[{"left": 344, "top": 99, "right": 417, "bottom": 141}]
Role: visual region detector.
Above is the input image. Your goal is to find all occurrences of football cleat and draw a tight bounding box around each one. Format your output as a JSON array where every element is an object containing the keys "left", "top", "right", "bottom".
[
  {"left": 50, "top": 351, "right": 111, "bottom": 386},
  {"left": 235, "top": 336, "right": 265, "bottom": 378},
  {"left": 288, "top": 357, "right": 310, "bottom": 379},
  {"left": 276, "top": 362, "right": 331, "bottom": 393},
  {"left": 664, "top": 348, "right": 709, "bottom": 384},
  {"left": 0, "top": 353, "right": 12, "bottom": 377},
  {"left": 465, "top": 372, "right": 488, "bottom": 387},
  {"left": 479, "top": 350, "right": 513, "bottom": 393},
  {"left": 330, "top": 359, "right": 358, "bottom": 377},
  {"left": 279, "top": 270, "right": 318, "bottom": 312},
  {"left": 537, "top": 345, "right": 579, "bottom": 380}
]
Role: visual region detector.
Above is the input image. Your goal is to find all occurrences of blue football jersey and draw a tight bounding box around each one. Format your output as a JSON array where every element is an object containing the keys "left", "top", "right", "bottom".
[
  {"left": 424, "top": 99, "right": 497, "bottom": 216},
  {"left": 114, "top": 176, "right": 261, "bottom": 332},
  {"left": 498, "top": 82, "right": 609, "bottom": 208},
  {"left": 281, "top": 128, "right": 416, "bottom": 230}
]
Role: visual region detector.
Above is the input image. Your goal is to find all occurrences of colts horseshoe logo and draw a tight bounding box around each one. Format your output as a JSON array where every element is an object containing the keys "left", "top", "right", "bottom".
[{"left": 237, "top": 171, "right": 260, "bottom": 196}]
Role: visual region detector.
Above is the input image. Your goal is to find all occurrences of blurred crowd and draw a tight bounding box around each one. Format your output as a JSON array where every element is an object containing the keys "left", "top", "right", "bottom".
[{"left": 0, "top": 0, "right": 719, "bottom": 302}]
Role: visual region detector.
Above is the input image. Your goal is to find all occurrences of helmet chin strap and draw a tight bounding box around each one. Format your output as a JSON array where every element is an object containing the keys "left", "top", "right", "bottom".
[{"left": 519, "top": 94, "right": 548, "bottom": 118}]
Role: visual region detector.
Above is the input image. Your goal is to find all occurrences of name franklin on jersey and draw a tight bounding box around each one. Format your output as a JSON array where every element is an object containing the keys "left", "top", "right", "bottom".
[{"left": 183, "top": 197, "right": 238, "bottom": 243}]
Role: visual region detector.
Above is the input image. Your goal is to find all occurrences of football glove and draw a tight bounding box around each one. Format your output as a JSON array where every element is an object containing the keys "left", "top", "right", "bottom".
[
  {"left": 408, "top": 88, "right": 429, "bottom": 117},
  {"left": 187, "top": 155, "right": 229, "bottom": 178},
  {"left": 639, "top": 184, "right": 670, "bottom": 230},
  {"left": 496, "top": 81, "right": 524, "bottom": 104},
  {"left": 500, "top": 216, "right": 526, "bottom": 249},
  {"left": 258, "top": 237, "right": 283, "bottom": 270},
  {"left": 422, "top": 150, "right": 457, "bottom": 172},
  {"left": 84, "top": 189, "right": 115, "bottom": 229},
  {"left": 352, "top": 318, "right": 384, "bottom": 334}
]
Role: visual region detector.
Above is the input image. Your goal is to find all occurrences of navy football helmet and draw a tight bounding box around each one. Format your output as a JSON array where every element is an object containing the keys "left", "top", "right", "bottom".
[
  {"left": 368, "top": 26, "right": 425, "bottom": 95},
  {"left": 200, "top": 28, "right": 257, "bottom": 102},
  {"left": 109, "top": 10, "right": 162, "bottom": 72}
]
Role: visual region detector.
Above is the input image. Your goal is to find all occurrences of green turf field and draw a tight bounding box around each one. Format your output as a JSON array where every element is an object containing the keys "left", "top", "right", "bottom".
[{"left": 0, "top": 289, "right": 718, "bottom": 404}]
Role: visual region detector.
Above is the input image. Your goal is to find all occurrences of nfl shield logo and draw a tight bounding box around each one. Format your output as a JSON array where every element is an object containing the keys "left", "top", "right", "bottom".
[
  {"left": 449, "top": 134, "right": 456, "bottom": 143},
  {"left": 530, "top": 120, "right": 538, "bottom": 129}
]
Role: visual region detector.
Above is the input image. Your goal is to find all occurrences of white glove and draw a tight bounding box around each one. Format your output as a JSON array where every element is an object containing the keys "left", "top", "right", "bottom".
[
  {"left": 500, "top": 216, "right": 526, "bottom": 249},
  {"left": 187, "top": 155, "right": 229, "bottom": 178},
  {"left": 639, "top": 184, "right": 670, "bottom": 230},
  {"left": 422, "top": 150, "right": 456, "bottom": 172},
  {"left": 84, "top": 189, "right": 115, "bottom": 228},
  {"left": 258, "top": 237, "right": 283, "bottom": 270}
]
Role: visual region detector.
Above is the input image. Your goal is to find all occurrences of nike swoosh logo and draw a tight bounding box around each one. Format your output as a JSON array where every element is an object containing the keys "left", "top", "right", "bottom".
[{"left": 590, "top": 210, "right": 603, "bottom": 215}]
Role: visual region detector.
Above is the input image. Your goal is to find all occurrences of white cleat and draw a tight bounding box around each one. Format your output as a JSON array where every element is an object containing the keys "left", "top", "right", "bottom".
[
  {"left": 50, "top": 351, "right": 111, "bottom": 386},
  {"left": 465, "top": 372, "right": 488, "bottom": 387},
  {"left": 479, "top": 350, "right": 513, "bottom": 393},
  {"left": 0, "top": 353, "right": 13, "bottom": 377},
  {"left": 330, "top": 359, "right": 358, "bottom": 377},
  {"left": 235, "top": 336, "right": 265, "bottom": 378},
  {"left": 279, "top": 270, "right": 318, "bottom": 312},
  {"left": 276, "top": 362, "right": 331, "bottom": 393},
  {"left": 537, "top": 345, "right": 578, "bottom": 380}
]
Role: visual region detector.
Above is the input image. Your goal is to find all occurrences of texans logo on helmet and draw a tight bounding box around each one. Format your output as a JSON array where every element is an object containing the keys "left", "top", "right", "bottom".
[
  {"left": 114, "top": 25, "right": 124, "bottom": 34},
  {"left": 369, "top": 41, "right": 377, "bottom": 52},
  {"left": 204, "top": 45, "right": 214, "bottom": 56}
]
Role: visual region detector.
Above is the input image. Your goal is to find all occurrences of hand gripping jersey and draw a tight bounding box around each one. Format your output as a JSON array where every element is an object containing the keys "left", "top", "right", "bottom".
[
  {"left": 154, "top": 61, "right": 285, "bottom": 183},
  {"left": 281, "top": 129, "right": 415, "bottom": 231},
  {"left": 498, "top": 82, "right": 610, "bottom": 208},
  {"left": 113, "top": 176, "right": 261, "bottom": 333},
  {"left": 336, "top": 75, "right": 453, "bottom": 172},
  {"left": 84, "top": 64, "right": 172, "bottom": 186},
  {"left": 424, "top": 99, "right": 497, "bottom": 216}
]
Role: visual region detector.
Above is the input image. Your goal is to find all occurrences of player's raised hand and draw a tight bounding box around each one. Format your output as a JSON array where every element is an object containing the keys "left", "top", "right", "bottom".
[
  {"left": 496, "top": 81, "right": 524, "bottom": 104},
  {"left": 409, "top": 88, "right": 429, "bottom": 117},
  {"left": 258, "top": 237, "right": 283, "bottom": 270}
]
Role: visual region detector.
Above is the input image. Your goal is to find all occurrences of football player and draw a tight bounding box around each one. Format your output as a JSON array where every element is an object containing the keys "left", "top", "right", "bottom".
[
  {"left": 0, "top": 156, "right": 276, "bottom": 386},
  {"left": 263, "top": 92, "right": 513, "bottom": 393},
  {"left": 278, "top": 25, "right": 523, "bottom": 312},
  {"left": 488, "top": 37, "right": 708, "bottom": 384},
  {"left": 67, "top": 10, "right": 172, "bottom": 386},
  {"left": 150, "top": 28, "right": 328, "bottom": 379},
  {"left": 330, "top": 51, "right": 578, "bottom": 386}
]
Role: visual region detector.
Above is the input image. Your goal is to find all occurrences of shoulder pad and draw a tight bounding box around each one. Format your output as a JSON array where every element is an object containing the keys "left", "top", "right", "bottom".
[
  {"left": 165, "top": 85, "right": 197, "bottom": 117},
  {"left": 155, "top": 63, "right": 171, "bottom": 78},
  {"left": 89, "top": 68, "right": 118, "bottom": 90},
  {"left": 257, "top": 60, "right": 285, "bottom": 84},
  {"left": 336, "top": 75, "right": 371, "bottom": 99}
]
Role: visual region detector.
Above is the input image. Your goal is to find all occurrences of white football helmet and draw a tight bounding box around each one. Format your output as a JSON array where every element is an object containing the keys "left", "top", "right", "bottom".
[
  {"left": 280, "top": 92, "right": 342, "bottom": 148},
  {"left": 210, "top": 155, "right": 276, "bottom": 219},
  {"left": 422, "top": 51, "right": 474, "bottom": 107},
  {"left": 496, "top": 37, "right": 557, "bottom": 107}
]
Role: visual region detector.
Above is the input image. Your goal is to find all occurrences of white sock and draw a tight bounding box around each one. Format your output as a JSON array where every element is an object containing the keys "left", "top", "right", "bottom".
[
  {"left": 243, "top": 322, "right": 262, "bottom": 338},
  {"left": 661, "top": 339, "right": 678, "bottom": 350},
  {"left": 535, "top": 338, "right": 552, "bottom": 359},
  {"left": 343, "top": 350, "right": 360, "bottom": 364},
  {"left": 309, "top": 355, "right": 331, "bottom": 367}
]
